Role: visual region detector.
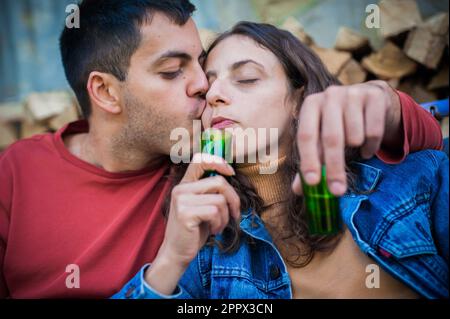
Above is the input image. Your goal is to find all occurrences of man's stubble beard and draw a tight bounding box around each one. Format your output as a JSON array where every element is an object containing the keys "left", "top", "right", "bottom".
[
  {"left": 114, "top": 89, "right": 197, "bottom": 159},
  {"left": 112, "top": 90, "right": 169, "bottom": 158}
]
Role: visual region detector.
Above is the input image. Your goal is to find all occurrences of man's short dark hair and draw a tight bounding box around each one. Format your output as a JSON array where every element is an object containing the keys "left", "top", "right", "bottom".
[{"left": 59, "top": 0, "right": 196, "bottom": 118}]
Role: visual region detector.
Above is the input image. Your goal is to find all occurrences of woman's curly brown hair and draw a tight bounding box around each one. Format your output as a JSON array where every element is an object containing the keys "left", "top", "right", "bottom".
[{"left": 163, "top": 21, "right": 363, "bottom": 267}]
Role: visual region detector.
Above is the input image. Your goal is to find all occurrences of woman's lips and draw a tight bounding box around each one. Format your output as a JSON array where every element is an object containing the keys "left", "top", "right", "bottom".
[{"left": 211, "top": 119, "right": 236, "bottom": 129}]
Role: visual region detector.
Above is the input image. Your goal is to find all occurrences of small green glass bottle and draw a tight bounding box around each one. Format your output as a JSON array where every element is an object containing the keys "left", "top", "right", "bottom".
[
  {"left": 301, "top": 166, "right": 341, "bottom": 235},
  {"left": 200, "top": 129, "right": 232, "bottom": 177}
]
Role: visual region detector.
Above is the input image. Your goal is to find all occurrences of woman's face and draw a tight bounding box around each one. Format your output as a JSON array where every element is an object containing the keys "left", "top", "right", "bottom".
[{"left": 202, "top": 35, "right": 297, "bottom": 161}]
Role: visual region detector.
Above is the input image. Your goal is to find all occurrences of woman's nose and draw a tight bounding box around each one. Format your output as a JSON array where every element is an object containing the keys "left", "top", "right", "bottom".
[{"left": 206, "top": 81, "right": 230, "bottom": 107}]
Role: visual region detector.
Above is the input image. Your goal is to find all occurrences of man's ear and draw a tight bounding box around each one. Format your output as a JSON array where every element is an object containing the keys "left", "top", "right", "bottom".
[
  {"left": 291, "top": 86, "right": 305, "bottom": 119},
  {"left": 87, "top": 71, "right": 122, "bottom": 115}
]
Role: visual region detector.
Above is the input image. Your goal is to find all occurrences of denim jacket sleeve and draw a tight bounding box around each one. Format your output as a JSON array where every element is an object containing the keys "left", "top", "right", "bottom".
[
  {"left": 429, "top": 151, "right": 449, "bottom": 262},
  {"left": 111, "top": 248, "right": 211, "bottom": 299}
]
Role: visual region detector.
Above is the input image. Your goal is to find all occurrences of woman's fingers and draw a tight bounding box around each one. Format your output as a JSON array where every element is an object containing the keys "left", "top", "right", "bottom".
[
  {"left": 181, "top": 153, "right": 235, "bottom": 183},
  {"left": 295, "top": 83, "right": 398, "bottom": 197},
  {"left": 190, "top": 205, "right": 225, "bottom": 235},
  {"left": 344, "top": 88, "right": 365, "bottom": 147},
  {"left": 297, "top": 93, "right": 323, "bottom": 185},
  {"left": 175, "top": 175, "right": 240, "bottom": 220},
  {"left": 321, "top": 87, "right": 347, "bottom": 196},
  {"left": 291, "top": 173, "right": 303, "bottom": 195},
  {"left": 180, "top": 194, "right": 230, "bottom": 234},
  {"left": 157, "top": 153, "right": 241, "bottom": 272},
  {"left": 361, "top": 87, "right": 386, "bottom": 159}
]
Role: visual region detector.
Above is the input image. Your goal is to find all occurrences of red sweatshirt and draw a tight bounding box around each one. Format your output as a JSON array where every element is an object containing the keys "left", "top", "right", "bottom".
[{"left": 0, "top": 92, "right": 443, "bottom": 298}]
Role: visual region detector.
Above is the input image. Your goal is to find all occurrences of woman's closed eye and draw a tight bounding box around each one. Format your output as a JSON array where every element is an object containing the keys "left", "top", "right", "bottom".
[{"left": 237, "top": 78, "right": 259, "bottom": 84}]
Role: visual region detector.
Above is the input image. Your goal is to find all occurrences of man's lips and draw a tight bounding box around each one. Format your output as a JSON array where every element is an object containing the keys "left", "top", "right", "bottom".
[
  {"left": 194, "top": 100, "right": 207, "bottom": 118},
  {"left": 211, "top": 117, "right": 236, "bottom": 129}
]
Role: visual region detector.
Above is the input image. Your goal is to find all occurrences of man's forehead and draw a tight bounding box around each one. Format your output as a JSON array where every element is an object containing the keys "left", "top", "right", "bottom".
[{"left": 136, "top": 13, "right": 202, "bottom": 60}]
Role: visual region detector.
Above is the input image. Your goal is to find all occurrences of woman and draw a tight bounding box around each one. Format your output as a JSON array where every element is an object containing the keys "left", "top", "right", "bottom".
[{"left": 113, "top": 22, "right": 448, "bottom": 299}]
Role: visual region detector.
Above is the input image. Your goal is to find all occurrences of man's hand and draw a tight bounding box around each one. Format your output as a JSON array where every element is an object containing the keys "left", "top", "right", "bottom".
[
  {"left": 144, "top": 153, "right": 240, "bottom": 295},
  {"left": 293, "top": 80, "right": 402, "bottom": 196}
]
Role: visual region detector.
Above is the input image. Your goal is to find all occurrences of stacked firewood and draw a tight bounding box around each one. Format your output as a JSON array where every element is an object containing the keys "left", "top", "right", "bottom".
[
  {"left": 0, "top": 91, "right": 80, "bottom": 151},
  {"left": 1, "top": 0, "right": 448, "bottom": 151},
  {"left": 277, "top": 0, "right": 448, "bottom": 107}
]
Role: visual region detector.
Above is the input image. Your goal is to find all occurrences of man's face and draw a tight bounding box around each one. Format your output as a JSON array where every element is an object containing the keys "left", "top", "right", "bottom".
[{"left": 119, "top": 13, "right": 208, "bottom": 156}]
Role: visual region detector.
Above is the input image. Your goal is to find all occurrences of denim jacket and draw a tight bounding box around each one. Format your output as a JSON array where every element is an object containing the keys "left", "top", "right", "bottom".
[{"left": 112, "top": 150, "right": 449, "bottom": 299}]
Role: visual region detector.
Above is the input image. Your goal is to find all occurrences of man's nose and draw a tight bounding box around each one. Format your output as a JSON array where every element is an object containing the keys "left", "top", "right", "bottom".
[{"left": 187, "top": 66, "right": 209, "bottom": 98}]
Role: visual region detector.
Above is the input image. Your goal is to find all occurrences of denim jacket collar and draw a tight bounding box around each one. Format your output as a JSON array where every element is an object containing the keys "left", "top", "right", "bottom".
[
  {"left": 239, "top": 208, "right": 272, "bottom": 243},
  {"left": 350, "top": 161, "right": 382, "bottom": 192}
]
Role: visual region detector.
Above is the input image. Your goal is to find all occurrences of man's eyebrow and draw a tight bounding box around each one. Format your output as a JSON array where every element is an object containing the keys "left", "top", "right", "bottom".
[
  {"left": 154, "top": 50, "right": 192, "bottom": 65},
  {"left": 231, "top": 59, "right": 264, "bottom": 71},
  {"left": 154, "top": 50, "right": 206, "bottom": 67}
]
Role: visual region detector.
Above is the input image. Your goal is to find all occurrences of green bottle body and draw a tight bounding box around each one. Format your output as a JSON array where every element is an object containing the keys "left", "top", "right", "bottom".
[
  {"left": 301, "top": 166, "right": 341, "bottom": 235},
  {"left": 200, "top": 130, "right": 340, "bottom": 235},
  {"left": 200, "top": 129, "right": 232, "bottom": 177}
]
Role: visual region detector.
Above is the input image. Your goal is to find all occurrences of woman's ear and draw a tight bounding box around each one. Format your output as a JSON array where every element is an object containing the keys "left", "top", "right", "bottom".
[
  {"left": 87, "top": 71, "right": 122, "bottom": 115},
  {"left": 291, "top": 86, "right": 305, "bottom": 120}
]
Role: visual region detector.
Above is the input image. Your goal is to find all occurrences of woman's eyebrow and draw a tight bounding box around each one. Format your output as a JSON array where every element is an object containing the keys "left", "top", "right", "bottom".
[
  {"left": 231, "top": 59, "right": 265, "bottom": 71},
  {"left": 205, "top": 59, "right": 265, "bottom": 80}
]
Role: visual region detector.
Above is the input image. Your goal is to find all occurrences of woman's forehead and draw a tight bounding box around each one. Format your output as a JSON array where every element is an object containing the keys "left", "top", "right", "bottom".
[{"left": 205, "top": 35, "right": 278, "bottom": 71}]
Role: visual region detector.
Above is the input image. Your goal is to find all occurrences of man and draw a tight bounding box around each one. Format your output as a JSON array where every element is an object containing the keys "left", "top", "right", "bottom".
[{"left": 0, "top": 0, "right": 442, "bottom": 298}]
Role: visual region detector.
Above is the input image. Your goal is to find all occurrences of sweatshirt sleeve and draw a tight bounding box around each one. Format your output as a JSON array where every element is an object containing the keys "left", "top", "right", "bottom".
[
  {"left": 0, "top": 150, "right": 13, "bottom": 298},
  {"left": 376, "top": 90, "right": 443, "bottom": 164}
]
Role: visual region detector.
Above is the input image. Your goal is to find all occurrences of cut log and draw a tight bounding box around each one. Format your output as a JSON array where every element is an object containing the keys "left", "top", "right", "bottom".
[
  {"left": 423, "top": 12, "right": 449, "bottom": 36},
  {"left": 397, "top": 80, "right": 438, "bottom": 104},
  {"left": 280, "top": 17, "right": 314, "bottom": 46},
  {"left": 337, "top": 59, "right": 367, "bottom": 85},
  {"left": 48, "top": 104, "right": 80, "bottom": 131},
  {"left": 427, "top": 64, "right": 449, "bottom": 90},
  {"left": 361, "top": 42, "right": 417, "bottom": 79},
  {"left": 311, "top": 45, "right": 352, "bottom": 76},
  {"left": 387, "top": 78, "right": 400, "bottom": 89},
  {"left": 404, "top": 12, "right": 449, "bottom": 69},
  {"left": 379, "top": 0, "right": 422, "bottom": 38},
  {"left": 0, "top": 102, "right": 24, "bottom": 123},
  {"left": 334, "top": 27, "right": 369, "bottom": 52},
  {"left": 404, "top": 30, "right": 446, "bottom": 69},
  {"left": 0, "top": 122, "right": 17, "bottom": 150},
  {"left": 20, "top": 120, "right": 49, "bottom": 139},
  {"left": 198, "top": 29, "right": 217, "bottom": 50},
  {"left": 25, "top": 91, "right": 75, "bottom": 122}
]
